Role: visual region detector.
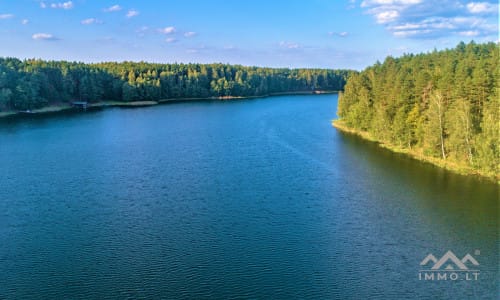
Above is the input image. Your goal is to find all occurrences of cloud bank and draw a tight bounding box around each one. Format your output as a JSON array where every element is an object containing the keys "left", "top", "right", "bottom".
[{"left": 359, "top": 0, "right": 498, "bottom": 39}]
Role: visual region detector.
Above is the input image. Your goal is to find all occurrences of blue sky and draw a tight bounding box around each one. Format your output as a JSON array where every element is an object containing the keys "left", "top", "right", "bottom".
[{"left": 0, "top": 0, "right": 498, "bottom": 69}]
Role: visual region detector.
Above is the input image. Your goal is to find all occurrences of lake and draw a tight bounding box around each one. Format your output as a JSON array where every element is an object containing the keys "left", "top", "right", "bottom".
[{"left": 0, "top": 94, "right": 497, "bottom": 299}]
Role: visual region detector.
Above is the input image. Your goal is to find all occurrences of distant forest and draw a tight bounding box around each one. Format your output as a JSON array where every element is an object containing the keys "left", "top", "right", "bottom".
[
  {"left": 337, "top": 41, "right": 499, "bottom": 177},
  {"left": 0, "top": 59, "right": 350, "bottom": 111}
]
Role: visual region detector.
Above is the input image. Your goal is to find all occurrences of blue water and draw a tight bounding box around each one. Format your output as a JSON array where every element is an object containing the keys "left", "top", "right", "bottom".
[{"left": 0, "top": 94, "right": 497, "bottom": 299}]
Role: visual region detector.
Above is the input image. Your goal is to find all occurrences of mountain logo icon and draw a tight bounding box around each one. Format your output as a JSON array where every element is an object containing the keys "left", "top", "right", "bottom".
[{"left": 420, "top": 250, "right": 479, "bottom": 271}]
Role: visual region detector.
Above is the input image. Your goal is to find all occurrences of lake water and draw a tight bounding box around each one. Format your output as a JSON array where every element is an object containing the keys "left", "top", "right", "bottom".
[{"left": 0, "top": 94, "right": 497, "bottom": 299}]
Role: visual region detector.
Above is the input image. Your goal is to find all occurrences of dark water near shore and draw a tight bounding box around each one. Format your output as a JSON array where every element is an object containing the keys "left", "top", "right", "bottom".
[{"left": 0, "top": 94, "right": 497, "bottom": 299}]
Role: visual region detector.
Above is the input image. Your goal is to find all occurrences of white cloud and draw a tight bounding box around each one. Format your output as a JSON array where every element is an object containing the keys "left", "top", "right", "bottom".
[
  {"left": 361, "top": 0, "right": 426, "bottom": 26},
  {"left": 0, "top": 14, "right": 14, "bottom": 19},
  {"left": 184, "top": 31, "right": 196, "bottom": 37},
  {"left": 40, "top": 2, "right": 47, "bottom": 8},
  {"left": 466, "top": 2, "right": 498, "bottom": 13},
  {"left": 49, "top": 1, "right": 73, "bottom": 9},
  {"left": 81, "top": 18, "right": 102, "bottom": 25},
  {"left": 459, "top": 30, "right": 480, "bottom": 36},
  {"left": 393, "top": 29, "right": 431, "bottom": 37},
  {"left": 21, "top": 19, "right": 29, "bottom": 25},
  {"left": 390, "top": 23, "right": 423, "bottom": 30},
  {"left": 32, "top": 33, "right": 58, "bottom": 40},
  {"left": 104, "top": 4, "right": 122, "bottom": 12},
  {"left": 279, "top": 41, "right": 300, "bottom": 49},
  {"left": 361, "top": 0, "right": 422, "bottom": 6},
  {"left": 159, "top": 26, "right": 176, "bottom": 34},
  {"left": 388, "top": 17, "right": 457, "bottom": 32},
  {"left": 328, "top": 31, "right": 349, "bottom": 37},
  {"left": 126, "top": 10, "right": 139, "bottom": 18},
  {"left": 165, "top": 37, "right": 177, "bottom": 43},
  {"left": 375, "top": 10, "right": 400, "bottom": 23}
]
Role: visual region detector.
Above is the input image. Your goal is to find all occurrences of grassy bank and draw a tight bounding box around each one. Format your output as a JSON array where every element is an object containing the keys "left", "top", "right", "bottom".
[
  {"left": 0, "top": 104, "right": 74, "bottom": 118},
  {"left": 332, "top": 119, "right": 498, "bottom": 182},
  {"left": 91, "top": 101, "right": 159, "bottom": 108}
]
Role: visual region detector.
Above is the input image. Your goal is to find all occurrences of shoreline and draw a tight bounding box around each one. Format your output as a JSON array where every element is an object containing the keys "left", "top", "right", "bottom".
[
  {"left": 332, "top": 120, "right": 498, "bottom": 182},
  {"left": 0, "top": 90, "right": 338, "bottom": 119}
]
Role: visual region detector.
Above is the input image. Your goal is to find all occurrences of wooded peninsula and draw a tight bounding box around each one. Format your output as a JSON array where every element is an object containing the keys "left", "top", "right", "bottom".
[
  {"left": 0, "top": 59, "right": 349, "bottom": 113},
  {"left": 335, "top": 41, "right": 499, "bottom": 179}
]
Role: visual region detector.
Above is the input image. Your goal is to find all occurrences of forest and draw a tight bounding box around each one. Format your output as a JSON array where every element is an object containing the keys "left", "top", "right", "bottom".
[
  {"left": 0, "top": 59, "right": 350, "bottom": 111},
  {"left": 337, "top": 41, "right": 499, "bottom": 178}
]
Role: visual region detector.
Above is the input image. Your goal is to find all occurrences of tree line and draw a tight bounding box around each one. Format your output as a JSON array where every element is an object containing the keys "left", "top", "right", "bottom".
[
  {"left": 337, "top": 41, "right": 498, "bottom": 177},
  {"left": 0, "top": 58, "right": 350, "bottom": 111}
]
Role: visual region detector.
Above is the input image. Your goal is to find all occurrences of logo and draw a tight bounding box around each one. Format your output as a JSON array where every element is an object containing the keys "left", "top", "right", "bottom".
[{"left": 418, "top": 250, "right": 480, "bottom": 281}]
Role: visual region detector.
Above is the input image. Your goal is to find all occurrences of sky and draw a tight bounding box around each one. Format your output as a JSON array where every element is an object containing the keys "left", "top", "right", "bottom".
[{"left": 0, "top": 0, "right": 498, "bottom": 70}]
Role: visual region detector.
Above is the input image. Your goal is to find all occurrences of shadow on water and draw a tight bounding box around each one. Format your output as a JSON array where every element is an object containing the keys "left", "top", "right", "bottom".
[
  {"left": 0, "top": 108, "right": 103, "bottom": 131},
  {"left": 335, "top": 130, "right": 498, "bottom": 240},
  {"left": 333, "top": 130, "right": 498, "bottom": 299},
  {"left": 0, "top": 100, "right": 225, "bottom": 133}
]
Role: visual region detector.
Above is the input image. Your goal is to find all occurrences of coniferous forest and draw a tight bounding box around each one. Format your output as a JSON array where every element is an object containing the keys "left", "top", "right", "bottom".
[
  {"left": 337, "top": 42, "right": 499, "bottom": 178},
  {"left": 0, "top": 59, "right": 349, "bottom": 111},
  {"left": 1, "top": 42, "right": 498, "bottom": 178}
]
